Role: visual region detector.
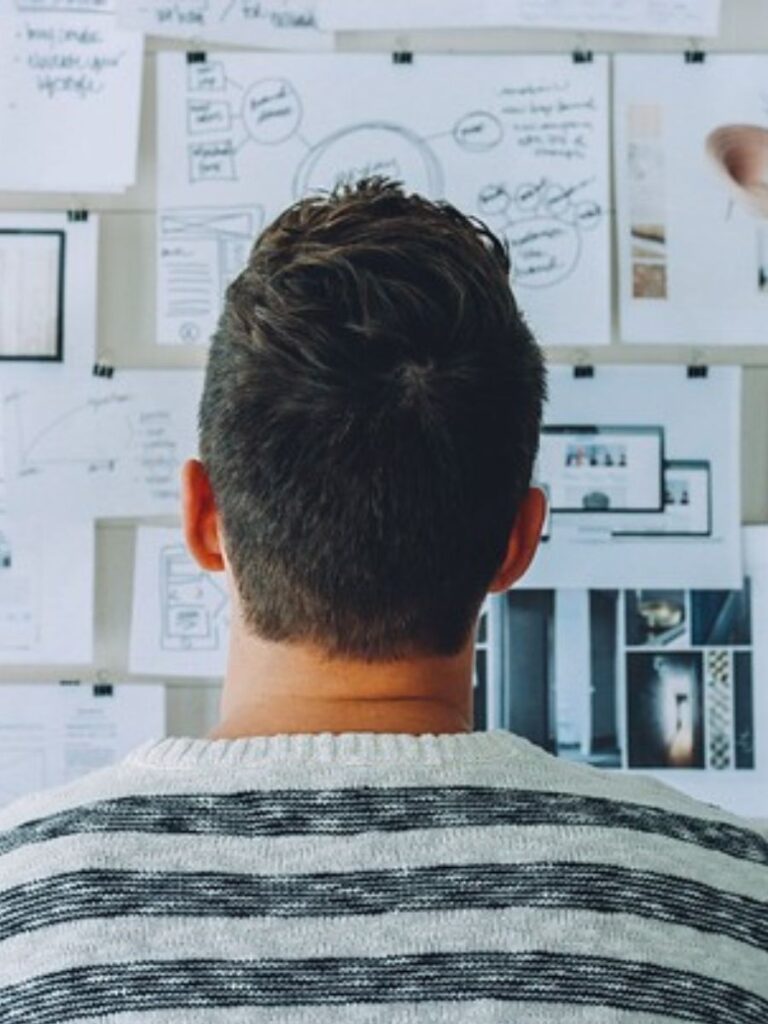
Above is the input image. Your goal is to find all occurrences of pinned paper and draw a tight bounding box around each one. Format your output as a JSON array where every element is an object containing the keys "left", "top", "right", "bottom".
[
  {"left": 0, "top": 682, "right": 166, "bottom": 808},
  {"left": 318, "top": 0, "right": 721, "bottom": 37},
  {"left": 157, "top": 53, "right": 611, "bottom": 347},
  {"left": 118, "top": 0, "right": 330, "bottom": 50},
  {"left": 2, "top": 369, "right": 203, "bottom": 522},
  {"left": 130, "top": 526, "right": 230, "bottom": 678},
  {"left": 0, "top": 4, "right": 143, "bottom": 191}
]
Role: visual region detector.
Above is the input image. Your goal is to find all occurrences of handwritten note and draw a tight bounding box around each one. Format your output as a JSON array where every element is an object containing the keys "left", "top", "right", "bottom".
[
  {"left": 318, "top": 0, "right": 721, "bottom": 36},
  {"left": 118, "top": 0, "right": 330, "bottom": 49},
  {"left": 157, "top": 53, "right": 610, "bottom": 347},
  {"left": 2, "top": 369, "right": 203, "bottom": 521},
  {"left": 0, "top": 6, "right": 142, "bottom": 191}
]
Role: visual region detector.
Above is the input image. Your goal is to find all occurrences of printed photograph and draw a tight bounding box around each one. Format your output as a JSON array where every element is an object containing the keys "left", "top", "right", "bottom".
[
  {"left": 632, "top": 261, "right": 667, "bottom": 299},
  {"left": 626, "top": 651, "right": 704, "bottom": 768},
  {"left": 691, "top": 582, "right": 752, "bottom": 646},
  {"left": 625, "top": 589, "right": 688, "bottom": 648}
]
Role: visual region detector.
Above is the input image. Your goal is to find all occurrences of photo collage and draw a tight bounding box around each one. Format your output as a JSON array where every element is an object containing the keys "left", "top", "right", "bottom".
[{"left": 498, "top": 577, "right": 754, "bottom": 775}]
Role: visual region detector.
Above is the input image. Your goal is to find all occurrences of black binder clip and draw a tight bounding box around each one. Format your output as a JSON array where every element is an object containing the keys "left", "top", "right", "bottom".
[
  {"left": 572, "top": 48, "right": 593, "bottom": 64},
  {"left": 573, "top": 365, "right": 595, "bottom": 379},
  {"left": 684, "top": 50, "right": 705, "bottom": 64},
  {"left": 392, "top": 51, "right": 413, "bottom": 65},
  {"left": 687, "top": 365, "right": 709, "bottom": 378},
  {"left": 187, "top": 51, "right": 207, "bottom": 64},
  {"left": 93, "top": 362, "right": 114, "bottom": 379},
  {"left": 67, "top": 210, "right": 88, "bottom": 222},
  {"left": 94, "top": 683, "right": 114, "bottom": 697}
]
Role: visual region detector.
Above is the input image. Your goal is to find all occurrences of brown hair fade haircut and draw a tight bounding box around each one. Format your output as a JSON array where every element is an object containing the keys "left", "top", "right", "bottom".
[{"left": 199, "top": 178, "right": 546, "bottom": 660}]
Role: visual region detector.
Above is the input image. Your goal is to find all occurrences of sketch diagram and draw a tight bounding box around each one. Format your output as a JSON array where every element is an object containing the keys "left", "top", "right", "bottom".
[
  {"left": 160, "top": 541, "right": 229, "bottom": 652},
  {"left": 118, "top": 0, "right": 327, "bottom": 49},
  {"left": 2, "top": 371, "right": 202, "bottom": 520},
  {"left": 478, "top": 175, "right": 602, "bottom": 288},
  {"left": 131, "top": 526, "right": 229, "bottom": 676},
  {"left": 158, "top": 54, "right": 611, "bottom": 346},
  {"left": 159, "top": 206, "right": 263, "bottom": 344}
]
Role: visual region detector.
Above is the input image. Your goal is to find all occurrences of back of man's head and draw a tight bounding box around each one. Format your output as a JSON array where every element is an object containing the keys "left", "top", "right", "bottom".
[{"left": 199, "top": 178, "right": 546, "bottom": 661}]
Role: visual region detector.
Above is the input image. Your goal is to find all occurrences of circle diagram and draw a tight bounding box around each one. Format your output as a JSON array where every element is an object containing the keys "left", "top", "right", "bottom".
[
  {"left": 504, "top": 216, "right": 581, "bottom": 289},
  {"left": 242, "top": 78, "right": 303, "bottom": 145},
  {"left": 293, "top": 122, "right": 444, "bottom": 199}
]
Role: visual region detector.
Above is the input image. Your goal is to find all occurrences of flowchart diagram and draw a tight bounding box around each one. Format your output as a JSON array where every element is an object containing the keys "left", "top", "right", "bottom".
[{"left": 158, "top": 53, "right": 611, "bottom": 346}]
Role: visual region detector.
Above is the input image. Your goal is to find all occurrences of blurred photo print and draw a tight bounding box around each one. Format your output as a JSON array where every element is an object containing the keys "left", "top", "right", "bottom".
[{"left": 626, "top": 651, "right": 704, "bottom": 768}]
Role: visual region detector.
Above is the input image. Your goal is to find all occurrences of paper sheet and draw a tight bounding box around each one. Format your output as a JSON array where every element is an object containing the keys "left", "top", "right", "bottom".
[
  {"left": 0, "top": 4, "right": 143, "bottom": 192},
  {"left": 0, "top": 681, "right": 166, "bottom": 808},
  {"left": 523, "top": 366, "right": 742, "bottom": 590},
  {"left": 2, "top": 369, "right": 203, "bottom": 522},
  {"left": 130, "top": 526, "right": 230, "bottom": 678},
  {"left": 118, "top": 0, "right": 329, "bottom": 49},
  {"left": 0, "top": 212, "right": 98, "bottom": 369},
  {"left": 318, "top": 0, "right": 721, "bottom": 36},
  {"left": 615, "top": 55, "right": 768, "bottom": 345},
  {"left": 0, "top": 392, "right": 95, "bottom": 665},
  {"left": 499, "top": 528, "right": 767, "bottom": 818},
  {"left": 157, "top": 53, "right": 611, "bottom": 348}
]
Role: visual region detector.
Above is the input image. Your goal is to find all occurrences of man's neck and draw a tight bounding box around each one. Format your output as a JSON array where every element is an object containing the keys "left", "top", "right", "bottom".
[{"left": 208, "top": 620, "right": 475, "bottom": 739}]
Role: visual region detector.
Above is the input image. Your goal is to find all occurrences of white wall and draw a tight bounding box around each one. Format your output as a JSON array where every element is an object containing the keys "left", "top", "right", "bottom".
[{"left": 1, "top": 0, "right": 767, "bottom": 737}]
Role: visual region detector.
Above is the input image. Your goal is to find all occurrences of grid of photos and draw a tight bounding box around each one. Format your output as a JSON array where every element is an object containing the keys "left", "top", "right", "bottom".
[{"left": 501, "top": 579, "right": 755, "bottom": 772}]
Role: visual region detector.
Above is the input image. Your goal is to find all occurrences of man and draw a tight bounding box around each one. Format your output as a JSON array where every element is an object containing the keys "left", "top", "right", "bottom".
[{"left": 0, "top": 179, "right": 766, "bottom": 1022}]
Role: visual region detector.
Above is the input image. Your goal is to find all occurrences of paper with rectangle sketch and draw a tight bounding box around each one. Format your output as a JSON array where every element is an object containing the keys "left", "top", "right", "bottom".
[
  {"left": 0, "top": 212, "right": 98, "bottom": 369},
  {"left": 118, "top": 0, "right": 329, "bottom": 49},
  {"left": 131, "top": 526, "right": 230, "bottom": 678},
  {"left": 156, "top": 53, "right": 611, "bottom": 348},
  {"left": 0, "top": 4, "right": 142, "bottom": 192},
  {"left": 498, "top": 528, "right": 767, "bottom": 818},
  {"left": 318, "top": 0, "right": 721, "bottom": 36},
  {"left": 523, "top": 367, "right": 741, "bottom": 590},
  {"left": 2, "top": 369, "right": 203, "bottom": 522},
  {"left": 615, "top": 55, "right": 768, "bottom": 345},
  {"left": 0, "top": 381, "right": 95, "bottom": 665},
  {"left": 0, "top": 682, "right": 165, "bottom": 809}
]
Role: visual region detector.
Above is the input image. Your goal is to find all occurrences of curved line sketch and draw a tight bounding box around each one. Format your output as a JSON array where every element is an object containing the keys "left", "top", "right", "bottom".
[{"left": 292, "top": 121, "right": 444, "bottom": 200}]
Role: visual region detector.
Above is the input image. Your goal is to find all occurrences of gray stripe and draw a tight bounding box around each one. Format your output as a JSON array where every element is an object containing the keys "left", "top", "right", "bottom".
[
  {"left": 1, "top": 953, "right": 766, "bottom": 1024},
  {"left": 1, "top": 788, "right": 765, "bottom": 864},
  {"left": 1, "top": 863, "right": 765, "bottom": 951}
]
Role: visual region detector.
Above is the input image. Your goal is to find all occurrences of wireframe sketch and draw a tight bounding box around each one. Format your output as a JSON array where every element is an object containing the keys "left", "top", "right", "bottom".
[
  {"left": 159, "top": 206, "right": 263, "bottom": 344},
  {"left": 160, "top": 542, "right": 229, "bottom": 651},
  {"left": 158, "top": 54, "right": 611, "bottom": 346}
]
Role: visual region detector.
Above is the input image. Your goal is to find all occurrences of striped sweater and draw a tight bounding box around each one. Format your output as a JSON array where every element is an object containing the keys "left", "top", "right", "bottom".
[{"left": 0, "top": 729, "right": 766, "bottom": 1023}]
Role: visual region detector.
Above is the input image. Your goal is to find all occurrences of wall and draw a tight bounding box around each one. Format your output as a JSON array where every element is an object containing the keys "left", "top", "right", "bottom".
[{"left": 1, "top": 0, "right": 767, "bottom": 737}]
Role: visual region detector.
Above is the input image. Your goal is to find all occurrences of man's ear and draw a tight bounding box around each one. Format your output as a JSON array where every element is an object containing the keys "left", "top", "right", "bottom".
[
  {"left": 488, "top": 487, "right": 547, "bottom": 593},
  {"left": 181, "top": 458, "right": 225, "bottom": 572}
]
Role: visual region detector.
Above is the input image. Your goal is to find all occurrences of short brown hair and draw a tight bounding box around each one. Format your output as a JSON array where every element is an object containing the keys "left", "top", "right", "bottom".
[{"left": 199, "top": 178, "right": 546, "bottom": 659}]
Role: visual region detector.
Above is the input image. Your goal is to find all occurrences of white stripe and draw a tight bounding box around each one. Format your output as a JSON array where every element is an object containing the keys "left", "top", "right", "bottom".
[
  {"left": 63, "top": 1000, "right": 699, "bottom": 1024},
  {"left": 0, "top": 824, "right": 763, "bottom": 900},
  {"left": 1, "top": 906, "right": 765, "bottom": 993},
  {"left": 0, "top": 753, "right": 753, "bottom": 830}
]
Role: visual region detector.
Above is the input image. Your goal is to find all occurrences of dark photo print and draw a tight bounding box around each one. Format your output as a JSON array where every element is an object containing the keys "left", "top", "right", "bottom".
[
  {"left": 626, "top": 652, "right": 704, "bottom": 768},
  {"left": 691, "top": 580, "right": 752, "bottom": 646},
  {"left": 625, "top": 589, "right": 688, "bottom": 647}
]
